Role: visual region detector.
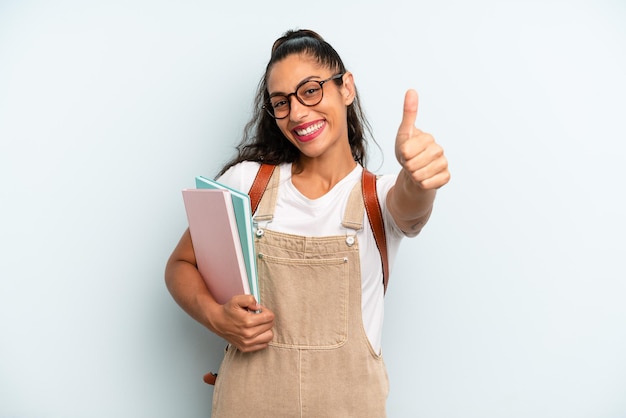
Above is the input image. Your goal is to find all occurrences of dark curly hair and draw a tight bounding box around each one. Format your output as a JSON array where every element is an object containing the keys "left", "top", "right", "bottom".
[{"left": 217, "top": 29, "right": 374, "bottom": 177}]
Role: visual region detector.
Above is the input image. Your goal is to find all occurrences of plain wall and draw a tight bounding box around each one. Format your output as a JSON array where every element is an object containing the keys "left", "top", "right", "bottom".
[{"left": 1, "top": 1, "right": 625, "bottom": 417}]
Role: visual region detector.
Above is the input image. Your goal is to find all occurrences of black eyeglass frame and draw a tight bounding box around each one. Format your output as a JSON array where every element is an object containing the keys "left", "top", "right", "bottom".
[{"left": 262, "top": 73, "right": 345, "bottom": 119}]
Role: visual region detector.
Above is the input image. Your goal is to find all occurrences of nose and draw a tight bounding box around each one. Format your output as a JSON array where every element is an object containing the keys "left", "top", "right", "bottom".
[{"left": 288, "top": 95, "right": 308, "bottom": 121}]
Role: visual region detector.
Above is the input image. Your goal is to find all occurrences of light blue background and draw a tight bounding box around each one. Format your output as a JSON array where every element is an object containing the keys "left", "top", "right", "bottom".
[{"left": 1, "top": 1, "right": 625, "bottom": 417}]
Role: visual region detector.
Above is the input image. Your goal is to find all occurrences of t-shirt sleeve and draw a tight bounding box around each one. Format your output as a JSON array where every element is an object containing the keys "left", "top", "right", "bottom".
[{"left": 215, "top": 161, "right": 262, "bottom": 194}]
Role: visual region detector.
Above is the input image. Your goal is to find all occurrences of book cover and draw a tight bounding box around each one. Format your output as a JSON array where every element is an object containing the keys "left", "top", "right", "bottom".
[
  {"left": 195, "top": 176, "right": 260, "bottom": 303},
  {"left": 182, "top": 188, "right": 250, "bottom": 305}
]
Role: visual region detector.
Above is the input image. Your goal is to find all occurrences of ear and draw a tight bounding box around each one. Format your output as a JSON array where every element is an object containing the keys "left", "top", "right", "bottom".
[{"left": 340, "top": 72, "right": 356, "bottom": 106}]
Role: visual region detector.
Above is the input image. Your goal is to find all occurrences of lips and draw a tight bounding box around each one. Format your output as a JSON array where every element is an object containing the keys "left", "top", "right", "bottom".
[{"left": 292, "top": 120, "right": 325, "bottom": 142}]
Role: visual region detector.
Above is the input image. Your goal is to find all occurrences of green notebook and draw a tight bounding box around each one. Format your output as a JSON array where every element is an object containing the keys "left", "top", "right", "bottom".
[{"left": 195, "top": 176, "right": 259, "bottom": 304}]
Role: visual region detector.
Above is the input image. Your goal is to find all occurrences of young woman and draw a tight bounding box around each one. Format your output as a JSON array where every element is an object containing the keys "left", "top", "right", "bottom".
[{"left": 165, "top": 29, "right": 449, "bottom": 417}]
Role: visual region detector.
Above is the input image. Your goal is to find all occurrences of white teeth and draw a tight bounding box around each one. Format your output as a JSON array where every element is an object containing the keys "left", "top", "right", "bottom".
[{"left": 295, "top": 121, "right": 324, "bottom": 136}]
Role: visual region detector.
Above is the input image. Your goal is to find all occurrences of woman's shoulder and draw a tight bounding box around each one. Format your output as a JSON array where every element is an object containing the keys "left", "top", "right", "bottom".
[
  {"left": 218, "top": 161, "right": 290, "bottom": 192},
  {"left": 215, "top": 161, "right": 260, "bottom": 191}
]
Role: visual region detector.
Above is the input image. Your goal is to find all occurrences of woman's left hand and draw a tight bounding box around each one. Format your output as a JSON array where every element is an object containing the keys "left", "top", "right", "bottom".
[{"left": 395, "top": 89, "right": 450, "bottom": 190}]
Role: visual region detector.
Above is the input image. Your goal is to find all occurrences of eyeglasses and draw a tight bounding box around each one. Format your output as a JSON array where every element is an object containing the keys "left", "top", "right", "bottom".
[{"left": 263, "top": 73, "right": 345, "bottom": 119}]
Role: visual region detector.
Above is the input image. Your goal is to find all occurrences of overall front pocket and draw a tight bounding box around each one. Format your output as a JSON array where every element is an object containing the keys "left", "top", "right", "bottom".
[{"left": 258, "top": 253, "right": 349, "bottom": 349}]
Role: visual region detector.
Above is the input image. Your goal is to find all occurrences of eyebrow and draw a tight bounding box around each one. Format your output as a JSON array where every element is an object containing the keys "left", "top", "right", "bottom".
[{"left": 268, "top": 75, "right": 323, "bottom": 97}]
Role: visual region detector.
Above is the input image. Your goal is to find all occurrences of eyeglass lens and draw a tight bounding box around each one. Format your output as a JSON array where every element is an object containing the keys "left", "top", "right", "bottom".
[{"left": 268, "top": 81, "right": 324, "bottom": 118}]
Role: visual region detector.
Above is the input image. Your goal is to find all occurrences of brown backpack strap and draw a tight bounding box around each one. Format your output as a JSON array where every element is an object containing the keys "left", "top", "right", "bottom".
[
  {"left": 362, "top": 169, "right": 390, "bottom": 293},
  {"left": 248, "top": 163, "right": 276, "bottom": 214},
  {"left": 203, "top": 372, "right": 217, "bottom": 385}
]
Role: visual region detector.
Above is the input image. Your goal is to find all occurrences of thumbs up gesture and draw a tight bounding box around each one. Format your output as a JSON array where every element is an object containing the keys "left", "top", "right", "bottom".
[{"left": 395, "top": 90, "right": 450, "bottom": 190}]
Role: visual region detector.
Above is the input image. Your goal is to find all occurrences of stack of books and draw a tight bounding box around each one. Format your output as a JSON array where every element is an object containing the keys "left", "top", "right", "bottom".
[{"left": 182, "top": 177, "right": 259, "bottom": 305}]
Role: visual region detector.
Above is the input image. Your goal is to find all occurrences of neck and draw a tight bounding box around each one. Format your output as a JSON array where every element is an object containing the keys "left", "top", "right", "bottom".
[{"left": 291, "top": 156, "right": 357, "bottom": 199}]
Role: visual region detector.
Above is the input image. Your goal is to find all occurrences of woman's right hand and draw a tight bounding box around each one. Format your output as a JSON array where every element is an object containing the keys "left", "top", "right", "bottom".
[
  {"left": 165, "top": 229, "right": 274, "bottom": 353},
  {"left": 207, "top": 294, "right": 275, "bottom": 353}
]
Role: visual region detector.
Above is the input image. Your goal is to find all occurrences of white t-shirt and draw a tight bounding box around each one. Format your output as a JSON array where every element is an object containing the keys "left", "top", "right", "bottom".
[{"left": 217, "top": 161, "right": 408, "bottom": 353}]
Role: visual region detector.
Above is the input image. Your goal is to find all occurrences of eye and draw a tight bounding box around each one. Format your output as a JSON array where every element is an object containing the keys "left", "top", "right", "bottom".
[
  {"left": 271, "top": 97, "right": 288, "bottom": 109},
  {"left": 300, "top": 84, "right": 321, "bottom": 98}
]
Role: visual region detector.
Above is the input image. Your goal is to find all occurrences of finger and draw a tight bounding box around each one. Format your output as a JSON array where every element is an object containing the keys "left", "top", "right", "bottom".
[
  {"left": 223, "top": 296, "right": 270, "bottom": 326},
  {"left": 400, "top": 136, "right": 440, "bottom": 171},
  {"left": 418, "top": 170, "right": 451, "bottom": 190},
  {"left": 231, "top": 294, "right": 260, "bottom": 310},
  {"left": 250, "top": 307, "right": 275, "bottom": 325},
  {"left": 238, "top": 319, "right": 274, "bottom": 352},
  {"left": 239, "top": 336, "right": 273, "bottom": 353},
  {"left": 239, "top": 303, "right": 274, "bottom": 328},
  {"left": 407, "top": 151, "right": 450, "bottom": 188},
  {"left": 399, "top": 129, "right": 430, "bottom": 160},
  {"left": 398, "top": 89, "right": 419, "bottom": 136}
]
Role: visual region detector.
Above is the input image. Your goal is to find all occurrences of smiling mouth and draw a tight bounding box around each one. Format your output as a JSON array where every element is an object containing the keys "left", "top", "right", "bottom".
[{"left": 294, "top": 121, "right": 325, "bottom": 137}]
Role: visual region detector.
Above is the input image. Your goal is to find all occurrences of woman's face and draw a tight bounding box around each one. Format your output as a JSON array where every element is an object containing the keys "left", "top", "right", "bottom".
[{"left": 266, "top": 54, "right": 355, "bottom": 161}]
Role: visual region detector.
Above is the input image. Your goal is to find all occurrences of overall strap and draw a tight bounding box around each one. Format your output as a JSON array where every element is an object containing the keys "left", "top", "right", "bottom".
[
  {"left": 341, "top": 181, "right": 365, "bottom": 231},
  {"left": 248, "top": 163, "right": 390, "bottom": 293}
]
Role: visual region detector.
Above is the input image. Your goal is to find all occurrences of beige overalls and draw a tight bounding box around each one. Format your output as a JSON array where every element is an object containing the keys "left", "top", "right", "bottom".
[{"left": 212, "top": 168, "right": 389, "bottom": 417}]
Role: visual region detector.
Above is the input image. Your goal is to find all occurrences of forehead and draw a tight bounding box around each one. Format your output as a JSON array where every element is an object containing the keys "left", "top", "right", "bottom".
[{"left": 267, "top": 54, "right": 330, "bottom": 93}]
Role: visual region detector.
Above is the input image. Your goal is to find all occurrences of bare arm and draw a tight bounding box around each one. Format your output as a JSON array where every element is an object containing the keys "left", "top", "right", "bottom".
[
  {"left": 387, "top": 90, "right": 450, "bottom": 234},
  {"left": 164, "top": 229, "right": 274, "bottom": 352}
]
